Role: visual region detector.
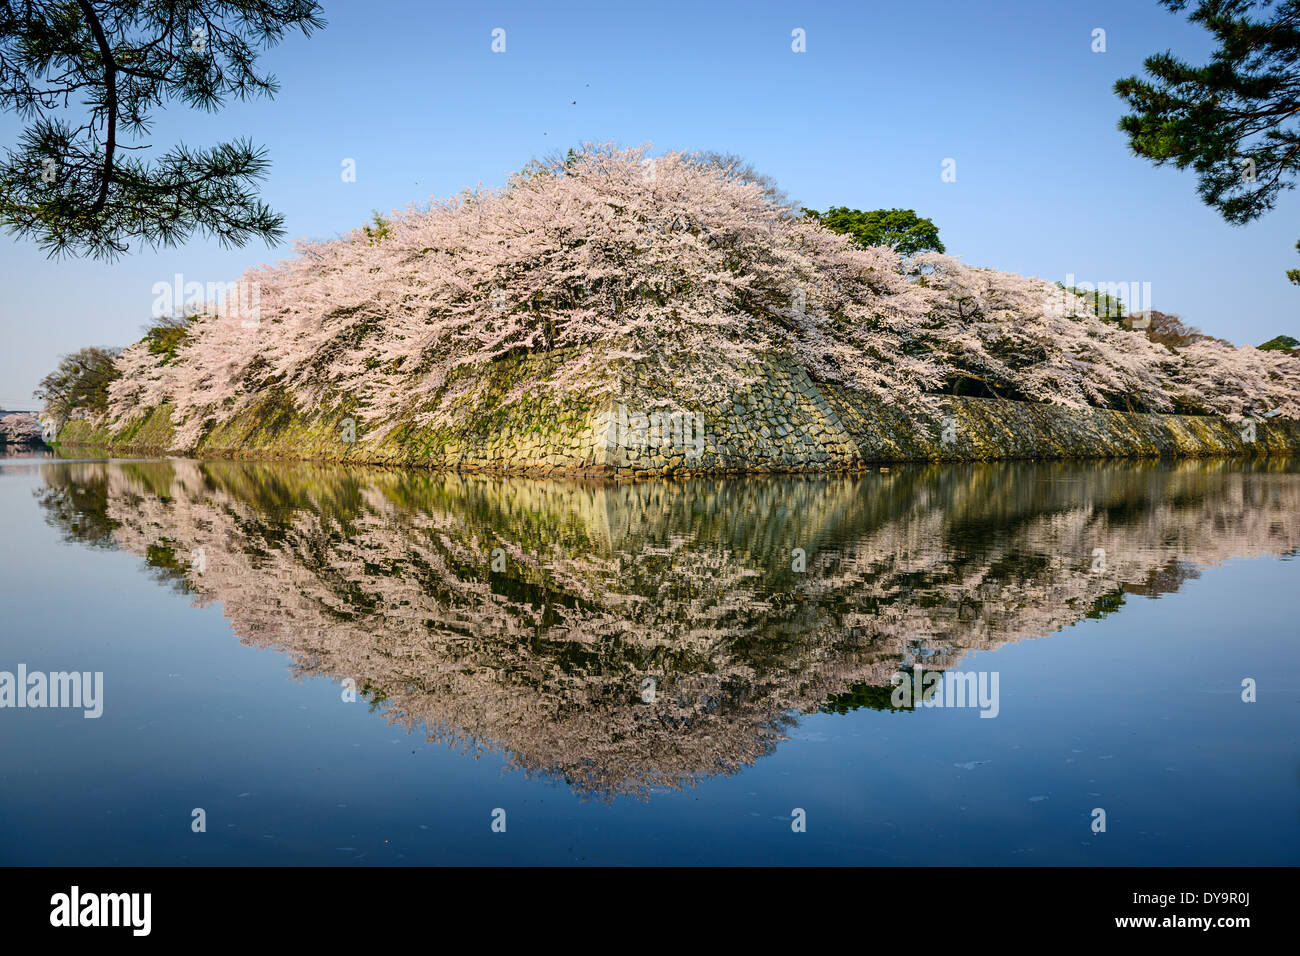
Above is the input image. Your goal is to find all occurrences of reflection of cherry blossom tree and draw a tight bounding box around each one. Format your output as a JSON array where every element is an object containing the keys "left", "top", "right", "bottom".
[{"left": 37, "top": 459, "right": 1300, "bottom": 798}]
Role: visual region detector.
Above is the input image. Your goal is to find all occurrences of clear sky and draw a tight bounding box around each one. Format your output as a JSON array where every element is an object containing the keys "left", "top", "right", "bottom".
[{"left": 1, "top": 0, "right": 1296, "bottom": 408}]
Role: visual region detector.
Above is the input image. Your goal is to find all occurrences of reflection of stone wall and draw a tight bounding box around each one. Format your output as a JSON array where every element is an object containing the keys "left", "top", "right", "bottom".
[
  {"left": 36, "top": 458, "right": 1300, "bottom": 798},
  {"left": 57, "top": 352, "right": 1300, "bottom": 475}
]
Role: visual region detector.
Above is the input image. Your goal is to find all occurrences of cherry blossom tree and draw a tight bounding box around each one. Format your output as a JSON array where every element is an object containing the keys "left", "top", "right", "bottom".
[
  {"left": 912, "top": 254, "right": 1178, "bottom": 412},
  {"left": 0, "top": 412, "right": 44, "bottom": 445},
  {"left": 1168, "top": 339, "right": 1300, "bottom": 421},
  {"left": 75, "top": 143, "right": 1298, "bottom": 442}
]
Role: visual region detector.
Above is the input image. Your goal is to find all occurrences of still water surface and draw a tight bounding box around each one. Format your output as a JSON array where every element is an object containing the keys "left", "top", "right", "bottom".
[{"left": 1, "top": 455, "right": 1297, "bottom": 864}]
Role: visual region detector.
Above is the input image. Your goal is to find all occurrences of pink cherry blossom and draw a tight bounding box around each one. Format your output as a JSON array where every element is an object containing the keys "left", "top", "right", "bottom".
[{"left": 98, "top": 144, "right": 1297, "bottom": 446}]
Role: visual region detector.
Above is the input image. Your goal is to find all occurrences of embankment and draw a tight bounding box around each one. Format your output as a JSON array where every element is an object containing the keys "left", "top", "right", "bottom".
[{"left": 57, "top": 353, "right": 1300, "bottom": 476}]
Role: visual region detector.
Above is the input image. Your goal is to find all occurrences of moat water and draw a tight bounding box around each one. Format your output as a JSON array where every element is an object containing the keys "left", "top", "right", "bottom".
[{"left": 1, "top": 453, "right": 1297, "bottom": 864}]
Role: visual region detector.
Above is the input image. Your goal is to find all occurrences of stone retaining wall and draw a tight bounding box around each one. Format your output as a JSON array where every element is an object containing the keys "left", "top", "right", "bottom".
[{"left": 57, "top": 352, "right": 1300, "bottom": 475}]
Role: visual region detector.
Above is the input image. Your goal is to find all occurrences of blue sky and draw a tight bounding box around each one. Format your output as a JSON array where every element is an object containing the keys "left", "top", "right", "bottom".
[{"left": 1, "top": 0, "right": 1296, "bottom": 407}]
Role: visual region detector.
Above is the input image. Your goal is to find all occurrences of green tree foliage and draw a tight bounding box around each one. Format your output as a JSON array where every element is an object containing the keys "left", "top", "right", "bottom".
[
  {"left": 1116, "top": 1, "right": 1299, "bottom": 282},
  {"left": 143, "top": 314, "right": 193, "bottom": 363},
  {"left": 802, "top": 206, "right": 945, "bottom": 256},
  {"left": 360, "top": 210, "right": 393, "bottom": 243},
  {"left": 1259, "top": 333, "right": 1299, "bottom": 351},
  {"left": 34, "top": 345, "right": 122, "bottom": 424},
  {"left": 1060, "top": 284, "right": 1125, "bottom": 321},
  {"left": 0, "top": 1, "right": 326, "bottom": 260}
]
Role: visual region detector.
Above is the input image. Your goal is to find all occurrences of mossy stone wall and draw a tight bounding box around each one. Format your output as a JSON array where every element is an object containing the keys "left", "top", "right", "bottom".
[{"left": 56, "top": 352, "right": 1300, "bottom": 474}]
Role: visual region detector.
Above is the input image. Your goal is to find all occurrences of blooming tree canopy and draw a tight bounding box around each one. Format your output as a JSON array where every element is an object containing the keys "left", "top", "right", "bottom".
[{"left": 93, "top": 143, "right": 1297, "bottom": 444}]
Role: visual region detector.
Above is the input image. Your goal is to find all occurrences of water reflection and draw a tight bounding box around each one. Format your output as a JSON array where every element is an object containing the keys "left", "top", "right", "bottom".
[{"left": 33, "top": 458, "right": 1300, "bottom": 798}]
